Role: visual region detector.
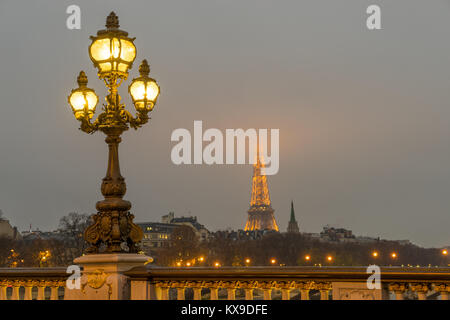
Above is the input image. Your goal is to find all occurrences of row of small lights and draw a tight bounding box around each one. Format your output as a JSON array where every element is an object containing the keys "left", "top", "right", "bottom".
[{"left": 175, "top": 249, "right": 448, "bottom": 268}]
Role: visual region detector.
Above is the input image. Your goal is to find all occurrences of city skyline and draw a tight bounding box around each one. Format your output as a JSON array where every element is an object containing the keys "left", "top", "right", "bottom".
[{"left": 1, "top": 0, "right": 450, "bottom": 248}]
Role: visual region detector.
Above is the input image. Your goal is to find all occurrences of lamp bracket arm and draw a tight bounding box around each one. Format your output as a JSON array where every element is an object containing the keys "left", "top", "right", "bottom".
[
  {"left": 122, "top": 109, "right": 150, "bottom": 130},
  {"left": 79, "top": 115, "right": 99, "bottom": 134}
]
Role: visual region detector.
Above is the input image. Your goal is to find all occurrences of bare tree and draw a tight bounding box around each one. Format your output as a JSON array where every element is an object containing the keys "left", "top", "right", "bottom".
[{"left": 58, "top": 212, "right": 91, "bottom": 262}]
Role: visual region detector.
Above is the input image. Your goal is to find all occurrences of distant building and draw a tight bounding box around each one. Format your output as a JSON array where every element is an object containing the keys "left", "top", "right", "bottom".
[
  {"left": 137, "top": 222, "right": 177, "bottom": 249},
  {"left": 286, "top": 201, "right": 299, "bottom": 233},
  {"left": 0, "top": 219, "right": 21, "bottom": 240},
  {"left": 137, "top": 212, "right": 210, "bottom": 251},
  {"left": 163, "top": 212, "right": 209, "bottom": 241},
  {"left": 319, "top": 225, "right": 355, "bottom": 242}
]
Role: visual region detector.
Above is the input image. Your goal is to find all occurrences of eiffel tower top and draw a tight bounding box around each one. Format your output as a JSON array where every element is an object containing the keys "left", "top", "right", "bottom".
[{"left": 249, "top": 146, "right": 271, "bottom": 207}]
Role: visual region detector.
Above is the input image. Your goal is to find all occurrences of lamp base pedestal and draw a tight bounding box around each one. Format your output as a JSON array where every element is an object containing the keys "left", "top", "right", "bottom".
[{"left": 64, "top": 253, "right": 152, "bottom": 300}]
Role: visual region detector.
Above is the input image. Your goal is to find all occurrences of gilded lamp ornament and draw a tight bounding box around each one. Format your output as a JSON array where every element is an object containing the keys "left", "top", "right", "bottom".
[{"left": 67, "top": 12, "right": 160, "bottom": 254}]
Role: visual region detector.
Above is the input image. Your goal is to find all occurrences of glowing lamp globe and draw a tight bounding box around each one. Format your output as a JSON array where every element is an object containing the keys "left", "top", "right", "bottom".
[
  {"left": 129, "top": 60, "right": 160, "bottom": 112},
  {"left": 68, "top": 71, "right": 98, "bottom": 120},
  {"left": 89, "top": 12, "right": 136, "bottom": 78}
]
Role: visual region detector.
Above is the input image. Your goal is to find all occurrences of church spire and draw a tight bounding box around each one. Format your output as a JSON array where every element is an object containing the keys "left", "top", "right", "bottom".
[
  {"left": 290, "top": 200, "right": 296, "bottom": 222},
  {"left": 287, "top": 200, "right": 299, "bottom": 233}
]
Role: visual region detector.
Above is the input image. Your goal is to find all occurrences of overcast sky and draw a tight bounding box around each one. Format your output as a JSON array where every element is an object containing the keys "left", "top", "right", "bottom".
[{"left": 0, "top": 0, "right": 450, "bottom": 247}]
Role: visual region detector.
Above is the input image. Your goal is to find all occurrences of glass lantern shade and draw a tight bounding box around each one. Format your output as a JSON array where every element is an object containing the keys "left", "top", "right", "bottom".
[
  {"left": 129, "top": 59, "right": 160, "bottom": 112},
  {"left": 68, "top": 71, "right": 98, "bottom": 120},
  {"left": 89, "top": 32, "right": 136, "bottom": 77},
  {"left": 129, "top": 78, "right": 160, "bottom": 111},
  {"left": 69, "top": 89, "right": 98, "bottom": 119}
]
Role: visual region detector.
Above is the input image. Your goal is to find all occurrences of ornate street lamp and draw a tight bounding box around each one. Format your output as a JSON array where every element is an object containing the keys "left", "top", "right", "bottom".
[{"left": 68, "top": 12, "right": 160, "bottom": 254}]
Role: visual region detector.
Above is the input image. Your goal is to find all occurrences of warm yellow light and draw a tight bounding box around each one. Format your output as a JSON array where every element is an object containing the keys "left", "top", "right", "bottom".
[
  {"left": 327, "top": 255, "right": 333, "bottom": 262},
  {"left": 129, "top": 78, "right": 159, "bottom": 111},
  {"left": 89, "top": 37, "right": 136, "bottom": 75},
  {"left": 372, "top": 251, "right": 379, "bottom": 258},
  {"left": 391, "top": 252, "right": 397, "bottom": 259},
  {"left": 129, "top": 80, "right": 146, "bottom": 100},
  {"left": 120, "top": 39, "right": 136, "bottom": 62},
  {"left": 90, "top": 38, "right": 111, "bottom": 61},
  {"left": 146, "top": 81, "right": 160, "bottom": 101},
  {"left": 198, "top": 256, "right": 205, "bottom": 262},
  {"left": 442, "top": 249, "right": 448, "bottom": 256},
  {"left": 305, "top": 255, "right": 311, "bottom": 261},
  {"left": 112, "top": 38, "right": 120, "bottom": 59},
  {"left": 68, "top": 72, "right": 98, "bottom": 119},
  {"left": 270, "top": 258, "right": 277, "bottom": 265},
  {"left": 214, "top": 262, "right": 221, "bottom": 267},
  {"left": 69, "top": 90, "right": 98, "bottom": 119},
  {"left": 186, "top": 262, "right": 191, "bottom": 267},
  {"left": 176, "top": 261, "right": 181, "bottom": 267},
  {"left": 245, "top": 258, "right": 251, "bottom": 264},
  {"left": 129, "top": 60, "right": 160, "bottom": 111}
]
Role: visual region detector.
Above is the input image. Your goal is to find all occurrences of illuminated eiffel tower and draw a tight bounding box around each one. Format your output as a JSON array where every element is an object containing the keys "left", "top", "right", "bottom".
[{"left": 244, "top": 148, "right": 279, "bottom": 232}]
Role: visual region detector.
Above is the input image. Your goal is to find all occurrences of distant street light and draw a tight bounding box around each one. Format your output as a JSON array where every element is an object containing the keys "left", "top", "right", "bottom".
[
  {"left": 442, "top": 249, "right": 448, "bottom": 256},
  {"left": 304, "top": 255, "right": 311, "bottom": 261},
  {"left": 372, "top": 251, "right": 379, "bottom": 258},
  {"left": 326, "top": 255, "right": 333, "bottom": 262},
  {"left": 391, "top": 252, "right": 398, "bottom": 259},
  {"left": 270, "top": 258, "right": 277, "bottom": 265},
  {"left": 214, "top": 261, "right": 221, "bottom": 268},
  {"left": 245, "top": 258, "right": 251, "bottom": 265}
]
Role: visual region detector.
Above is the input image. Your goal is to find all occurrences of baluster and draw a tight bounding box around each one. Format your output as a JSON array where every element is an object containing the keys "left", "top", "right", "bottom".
[
  {"left": 227, "top": 288, "right": 236, "bottom": 300},
  {"left": 0, "top": 280, "right": 8, "bottom": 300},
  {"left": 281, "top": 289, "right": 291, "bottom": 300},
  {"left": 193, "top": 287, "right": 202, "bottom": 300},
  {"left": 242, "top": 281, "right": 256, "bottom": 300},
  {"left": 297, "top": 281, "right": 313, "bottom": 300},
  {"left": 223, "top": 281, "right": 237, "bottom": 300},
  {"left": 171, "top": 281, "right": 186, "bottom": 300},
  {"left": 300, "top": 289, "right": 309, "bottom": 300},
  {"left": 210, "top": 287, "right": 219, "bottom": 300},
  {"left": 11, "top": 280, "right": 21, "bottom": 300},
  {"left": 204, "top": 281, "right": 220, "bottom": 300},
  {"left": 389, "top": 283, "right": 406, "bottom": 300},
  {"left": 37, "top": 280, "right": 46, "bottom": 300},
  {"left": 261, "top": 282, "right": 273, "bottom": 300},
  {"left": 185, "top": 281, "right": 202, "bottom": 300},
  {"left": 160, "top": 287, "right": 169, "bottom": 300},
  {"left": 278, "top": 281, "right": 293, "bottom": 300},
  {"left": 176, "top": 288, "right": 185, "bottom": 300},
  {"left": 24, "top": 280, "right": 34, "bottom": 300},
  {"left": 245, "top": 288, "right": 254, "bottom": 300},
  {"left": 316, "top": 283, "right": 331, "bottom": 300},
  {"left": 50, "top": 281, "right": 60, "bottom": 300}
]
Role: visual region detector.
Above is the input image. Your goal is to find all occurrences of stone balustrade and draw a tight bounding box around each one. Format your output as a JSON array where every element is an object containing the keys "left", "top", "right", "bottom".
[
  {"left": 0, "top": 266, "right": 449, "bottom": 300},
  {"left": 0, "top": 268, "right": 67, "bottom": 300},
  {"left": 125, "top": 266, "right": 450, "bottom": 300}
]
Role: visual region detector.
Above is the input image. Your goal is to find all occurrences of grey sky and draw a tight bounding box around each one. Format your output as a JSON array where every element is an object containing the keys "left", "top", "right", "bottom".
[{"left": 0, "top": 0, "right": 449, "bottom": 247}]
